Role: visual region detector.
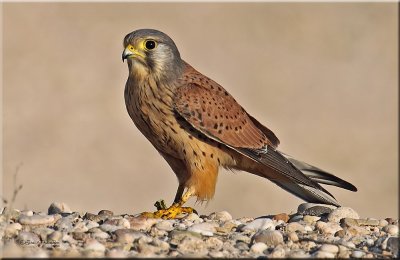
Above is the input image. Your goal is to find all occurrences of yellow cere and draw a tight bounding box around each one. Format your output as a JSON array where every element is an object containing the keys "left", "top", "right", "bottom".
[{"left": 126, "top": 44, "right": 145, "bottom": 58}]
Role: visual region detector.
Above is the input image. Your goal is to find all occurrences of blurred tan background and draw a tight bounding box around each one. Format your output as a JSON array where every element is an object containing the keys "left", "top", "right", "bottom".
[{"left": 2, "top": 3, "right": 398, "bottom": 219}]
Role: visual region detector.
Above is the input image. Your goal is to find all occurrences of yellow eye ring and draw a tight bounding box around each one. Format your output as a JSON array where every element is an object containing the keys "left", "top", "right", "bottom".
[{"left": 144, "top": 40, "right": 157, "bottom": 50}]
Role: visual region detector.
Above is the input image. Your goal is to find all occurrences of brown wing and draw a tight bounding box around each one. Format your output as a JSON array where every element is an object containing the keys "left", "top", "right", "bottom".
[{"left": 173, "top": 81, "right": 277, "bottom": 149}]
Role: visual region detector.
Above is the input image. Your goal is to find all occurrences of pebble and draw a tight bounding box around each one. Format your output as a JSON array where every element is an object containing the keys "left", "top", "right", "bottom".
[
  {"left": 208, "top": 211, "right": 232, "bottom": 222},
  {"left": 297, "top": 203, "right": 337, "bottom": 215},
  {"left": 351, "top": 250, "right": 365, "bottom": 258},
  {"left": 387, "top": 237, "right": 399, "bottom": 255},
  {"left": 187, "top": 222, "right": 218, "bottom": 236},
  {"left": 314, "top": 250, "right": 336, "bottom": 258},
  {"left": 288, "top": 232, "right": 299, "bottom": 242},
  {"left": 286, "top": 222, "right": 305, "bottom": 232},
  {"left": 379, "top": 219, "right": 389, "bottom": 227},
  {"left": 303, "top": 215, "right": 321, "bottom": 223},
  {"left": 155, "top": 220, "right": 175, "bottom": 231},
  {"left": 240, "top": 218, "right": 275, "bottom": 232},
  {"left": 250, "top": 242, "right": 268, "bottom": 254},
  {"left": 272, "top": 213, "right": 290, "bottom": 222},
  {"left": 18, "top": 214, "right": 56, "bottom": 225},
  {"left": 128, "top": 216, "right": 159, "bottom": 231},
  {"left": 319, "top": 244, "right": 339, "bottom": 253},
  {"left": 48, "top": 202, "right": 72, "bottom": 215},
  {"left": 4, "top": 223, "right": 22, "bottom": 237},
  {"left": 383, "top": 224, "right": 399, "bottom": 235},
  {"left": 177, "top": 236, "right": 208, "bottom": 257},
  {"left": 316, "top": 221, "right": 343, "bottom": 235},
  {"left": 252, "top": 230, "right": 283, "bottom": 246},
  {"left": 99, "top": 223, "right": 120, "bottom": 232},
  {"left": 115, "top": 229, "right": 144, "bottom": 244},
  {"left": 328, "top": 207, "right": 359, "bottom": 222}
]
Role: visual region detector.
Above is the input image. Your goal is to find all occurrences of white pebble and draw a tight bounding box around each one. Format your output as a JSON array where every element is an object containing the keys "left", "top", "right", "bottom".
[
  {"left": 155, "top": 220, "right": 175, "bottom": 231},
  {"left": 4, "top": 223, "right": 22, "bottom": 237},
  {"left": 209, "top": 211, "right": 232, "bottom": 222},
  {"left": 250, "top": 242, "right": 268, "bottom": 254},
  {"left": 18, "top": 214, "right": 56, "bottom": 225},
  {"left": 314, "top": 251, "right": 336, "bottom": 258},
  {"left": 241, "top": 218, "right": 275, "bottom": 231},
  {"left": 187, "top": 222, "right": 217, "bottom": 236},
  {"left": 351, "top": 250, "right": 365, "bottom": 258}
]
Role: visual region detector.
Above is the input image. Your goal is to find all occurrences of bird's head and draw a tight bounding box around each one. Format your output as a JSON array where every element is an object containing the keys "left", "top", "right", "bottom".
[{"left": 122, "top": 29, "right": 184, "bottom": 82}]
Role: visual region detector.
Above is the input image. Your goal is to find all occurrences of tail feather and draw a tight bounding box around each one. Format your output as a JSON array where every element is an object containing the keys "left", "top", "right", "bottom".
[
  {"left": 281, "top": 153, "right": 357, "bottom": 192},
  {"left": 238, "top": 146, "right": 342, "bottom": 206}
]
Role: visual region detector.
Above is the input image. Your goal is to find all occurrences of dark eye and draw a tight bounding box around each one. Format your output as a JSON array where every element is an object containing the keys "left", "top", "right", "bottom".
[{"left": 145, "top": 40, "right": 156, "bottom": 50}]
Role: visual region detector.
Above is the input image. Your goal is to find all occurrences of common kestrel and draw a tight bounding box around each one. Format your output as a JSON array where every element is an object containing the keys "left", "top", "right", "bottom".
[{"left": 122, "top": 29, "right": 357, "bottom": 218}]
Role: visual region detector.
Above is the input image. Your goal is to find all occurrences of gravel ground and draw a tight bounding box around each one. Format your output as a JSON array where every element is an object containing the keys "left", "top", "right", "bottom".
[{"left": 0, "top": 202, "right": 398, "bottom": 258}]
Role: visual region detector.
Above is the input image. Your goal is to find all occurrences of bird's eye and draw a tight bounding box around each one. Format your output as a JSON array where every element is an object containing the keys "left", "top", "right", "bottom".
[{"left": 144, "top": 40, "right": 157, "bottom": 50}]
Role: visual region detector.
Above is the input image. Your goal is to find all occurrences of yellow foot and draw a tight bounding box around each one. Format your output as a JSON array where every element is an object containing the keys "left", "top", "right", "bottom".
[{"left": 141, "top": 199, "right": 197, "bottom": 219}]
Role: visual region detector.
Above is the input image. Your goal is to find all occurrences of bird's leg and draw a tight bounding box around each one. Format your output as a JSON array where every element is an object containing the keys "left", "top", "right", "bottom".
[{"left": 141, "top": 187, "right": 197, "bottom": 219}]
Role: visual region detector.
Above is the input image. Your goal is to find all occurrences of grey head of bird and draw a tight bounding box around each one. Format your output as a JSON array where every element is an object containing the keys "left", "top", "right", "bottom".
[{"left": 122, "top": 29, "right": 185, "bottom": 82}]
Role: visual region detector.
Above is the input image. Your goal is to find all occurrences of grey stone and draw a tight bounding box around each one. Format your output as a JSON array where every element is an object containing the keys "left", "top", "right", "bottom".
[
  {"left": 327, "top": 207, "right": 359, "bottom": 222},
  {"left": 240, "top": 218, "right": 275, "bottom": 232},
  {"left": 48, "top": 202, "right": 72, "bottom": 215},
  {"left": 18, "top": 214, "right": 56, "bottom": 225},
  {"left": 250, "top": 242, "right": 268, "bottom": 254},
  {"left": 387, "top": 237, "right": 399, "bottom": 256}
]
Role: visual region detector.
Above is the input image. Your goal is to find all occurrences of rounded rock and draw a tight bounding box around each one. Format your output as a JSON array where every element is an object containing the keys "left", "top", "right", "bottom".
[
  {"left": 379, "top": 219, "right": 389, "bottom": 227},
  {"left": 297, "top": 203, "right": 337, "bottom": 215},
  {"left": 319, "top": 244, "right": 339, "bottom": 254},
  {"left": 155, "top": 220, "right": 175, "bottom": 231},
  {"left": 252, "top": 230, "right": 283, "bottom": 247},
  {"left": 286, "top": 222, "right": 305, "bottom": 233},
  {"left": 4, "top": 223, "right": 22, "bottom": 237},
  {"left": 18, "top": 214, "right": 56, "bottom": 225},
  {"left": 327, "top": 207, "right": 359, "bottom": 222},
  {"left": 351, "top": 250, "right": 365, "bottom": 258},
  {"left": 240, "top": 218, "right": 275, "bottom": 232},
  {"left": 288, "top": 232, "right": 299, "bottom": 242},
  {"left": 99, "top": 223, "right": 120, "bottom": 233},
  {"left": 48, "top": 202, "right": 72, "bottom": 215},
  {"left": 205, "top": 237, "right": 224, "bottom": 251},
  {"left": 84, "top": 239, "right": 106, "bottom": 256},
  {"left": 115, "top": 229, "right": 144, "bottom": 244},
  {"left": 384, "top": 224, "right": 399, "bottom": 235},
  {"left": 128, "top": 216, "right": 158, "bottom": 231},
  {"left": 98, "top": 210, "right": 113, "bottom": 217},
  {"left": 188, "top": 222, "right": 218, "bottom": 236},
  {"left": 209, "top": 211, "right": 232, "bottom": 222},
  {"left": 250, "top": 242, "right": 268, "bottom": 254},
  {"left": 303, "top": 215, "right": 321, "bottom": 223},
  {"left": 314, "top": 251, "right": 336, "bottom": 258}
]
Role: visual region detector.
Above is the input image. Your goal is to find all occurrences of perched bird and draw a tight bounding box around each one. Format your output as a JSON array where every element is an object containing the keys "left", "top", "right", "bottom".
[{"left": 122, "top": 29, "right": 357, "bottom": 218}]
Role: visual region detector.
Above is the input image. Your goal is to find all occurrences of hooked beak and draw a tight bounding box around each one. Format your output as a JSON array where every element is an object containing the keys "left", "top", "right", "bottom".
[{"left": 122, "top": 47, "right": 133, "bottom": 62}]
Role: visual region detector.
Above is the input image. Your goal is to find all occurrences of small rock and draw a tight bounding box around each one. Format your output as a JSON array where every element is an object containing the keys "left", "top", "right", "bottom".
[
  {"left": 387, "top": 237, "right": 399, "bottom": 256},
  {"left": 117, "top": 218, "right": 130, "bottom": 228},
  {"left": 84, "top": 213, "right": 102, "bottom": 222},
  {"left": 272, "top": 213, "right": 289, "bottom": 222},
  {"left": 286, "top": 222, "right": 305, "bottom": 232},
  {"left": 21, "top": 210, "right": 34, "bottom": 216},
  {"left": 18, "top": 214, "right": 56, "bottom": 225},
  {"left": 209, "top": 251, "right": 224, "bottom": 257},
  {"left": 384, "top": 224, "right": 399, "bottom": 235},
  {"left": 240, "top": 218, "right": 275, "bottom": 232},
  {"left": 297, "top": 203, "right": 337, "bottom": 215},
  {"left": 187, "top": 222, "right": 218, "bottom": 236},
  {"left": 72, "top": 231, "right": 88, "bottom": 241},
  {"left": 99, "top": 223, "right": 120, "bottom": 232},
  {"left": 319, "top": 244, "right": 339, "bottom": 254},
  {"left": 235, "top": 241, "right": 249, "bottom": 251},
  {"left": 4, "top": 223, "right": 22, "bottom": 237},
  {"left": 183, "top": 213, "right": 201, "bottom": 222},
  {"left": 303, "top": 215, "right": 321, "bottom": 223},
  {"left": 72, "top": 221, "right": 89, "bottom": 233},
  {"left": 98, "top": 209, "right": 113, "bottom": 217},
  {"left": 115, "top": 229, "right": 144, "bottom": 244},
  {"left": 379, "top": 219, "right": 389, "bottom": 227},
  {"left": 351, "top": 250, "right": 365, "bottom": 258},
  {"left": 155, "top": 220, "right": 175, "bottom": 231},
  {"left": 208, "top": 211, "right": 232, "bottom": 222},
  {"left": 128, "top": 216, "right": 158, "bottom": 231},
  {"left": 91, "top": 231, "right": 109, "bottom": 240},
  {"left": 316, "top": 221, "right": 342, "bottom": 235},
  {"left": 84, "top": 220, "right": 99, "bottom": 230},
  {"left": 252, "top": 230, "right": 283, "bottom": 246},
  {"left": 328, "top": 207, "right": 359, "bottom": 222},
  {"left": 250, "top": 242, "right": 268, "bottom": 254},
  {"left": 48, "top": 202, "right": 72, "bottom": 215},
  {"left": 47, "top": 231, "right": 63, "bottom": 241}
]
